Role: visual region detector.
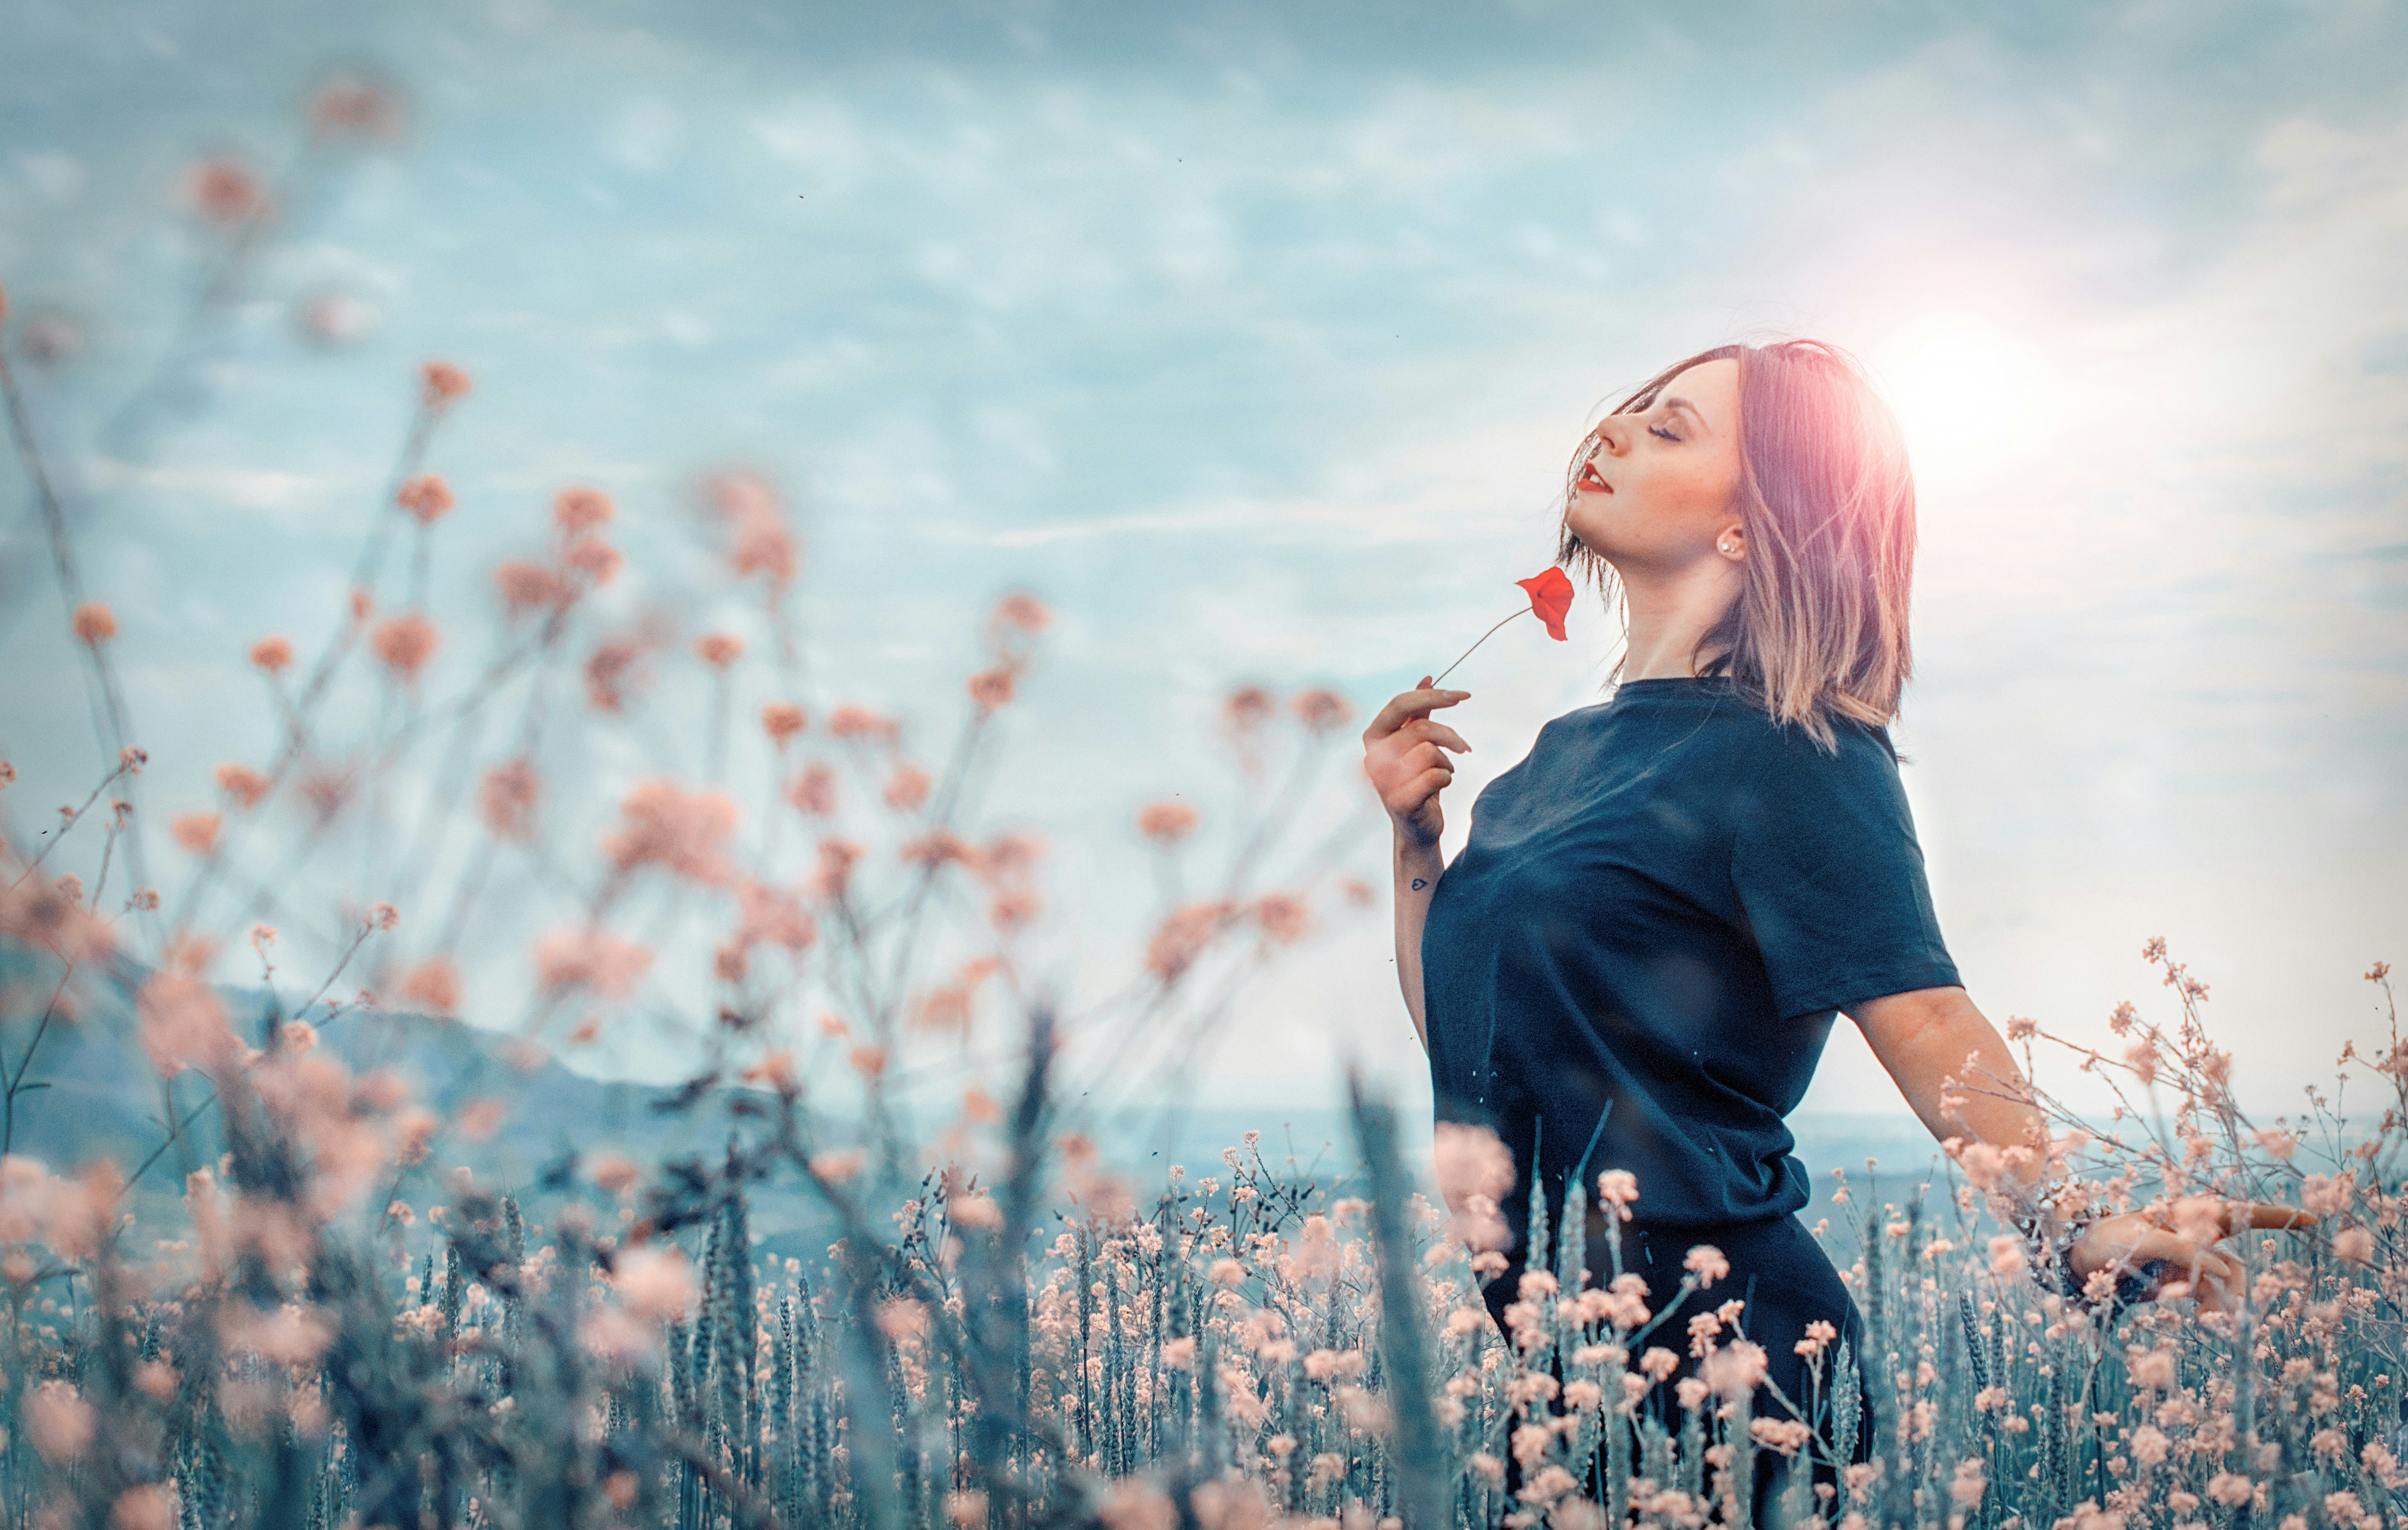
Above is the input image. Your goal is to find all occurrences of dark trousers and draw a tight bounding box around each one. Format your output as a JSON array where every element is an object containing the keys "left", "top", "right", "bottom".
[{"left": 1481, "top": 1212, "right": 1870, "bottom": 1522}]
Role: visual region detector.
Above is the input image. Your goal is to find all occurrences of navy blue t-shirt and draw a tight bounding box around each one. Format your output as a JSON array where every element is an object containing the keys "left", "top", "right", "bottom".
[{"left": 1421, "top": 676, "right": 1959, "bottom": 1249}]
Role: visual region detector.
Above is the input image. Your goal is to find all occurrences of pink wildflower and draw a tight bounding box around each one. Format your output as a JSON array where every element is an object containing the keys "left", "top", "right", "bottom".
[
  {"left": 494, "top": 560, "right": 567, "bottom": 613},
  {"left": 828, "top": 705, "right": 898, "bottom": 741},
  {"left": 760, "top": 702, "right": 807, "bottom": 745},
  {"left": 478, "top": 759, "right": 540, "bottom": 840},
  {"left": 785, "top": 762, "right": 837, "bottom": 816},
  {"left": 533, "top": 929, "right": 653, "bottom": 998},
  {"left": 968, "top": 667, "right": 1015, "bottom": 711},
  {"left": 812, "top": 837, "right": 863, "bottom": 898},
  {"left": 1432, "top": 1121, "right": 1515, "bottom": 1252},
  {"left": 811, "top": 1148, "right": 868, "bottom": 1183},
  {"left": 223, "top": 1302, "right": 334, "bottom": 1365},
  {"left": 612, "top": 1244, "right": 697, "bottom": 1321},
  {"left": 249, "top": 634, "right": 293, "bottom": 672},
  {"left": 71, "top": 602, "right": 116, "bottom": 645},
  {"left": 734, "top": 879, "right": 817, "bottom": 952},
  {"left": 1291, "top": 688, "right": 1354, "bottom": 735},
  {"left": 183, "top": 157, "right": 266, "bottom": 225},
  {"left": 2205, "top": 1472, "right": 2254, "bottom": 1508},
  {"left": 695, "top": 631, "right": 743, "bottom": 669},
  {"left": 110, "top": 1486, "right": 177, "bottom": 1530},
  {"left": 602, "top": 778, "right": 738, "bottom": 884},
  {"left": 25, "top": 1379, "right": 94, "bottom": 1462},
  {"left": 882, "top": 763, "right": 931, "bottom": 813},
  {"left": 989, "top": 887, "right": 1040, "bottom": 930},
  {"left": 1146, "top": 900, "right": 1235, "bottom": 984},
  {"left": 1098, "top": 1481, "right": 1174, "bottom": 1530},
  {"left": 2131, "top": 1424, "right": 2172, "bottom": 1465},
  {"left": 1137, "top": 800, "right": 1199, "bottom": 843},
  {"left": 1752, "top": 1417, "right": 1816, "bottom": 1456},
  {"left": 1683, "top": 1244, "right": 1729, "bottom": 1288},
  {"left": 1988, "top": 1235, "right": 2027, "bottom": 1277},
  {"left": 565, "top": 535, "right": 623, "bottom": 586},
  {"left": 370, "top": 612, "right": 440, "bottom": 679},
  {"left": 554, "top": 485, "right": 613, "bottom": 531},
  {"left": 1252, "top": 892, "right": 1308, "bottom": 944},
  {"left": 1597, "top": 1168, "right": 1641, "bottom": 1219},
  {"left": 578, "top": 1305, "right": 659, "bottom": 1367},
  {"left": 307, "top": 73, "right": 405, "bottom": 142},
  {"left": 1948, "top": 1459, "right": 1987, "bottom": 1509},
  {"left": 395, "top": 473, "right": 454, "bottom": 523},
  {"left": 699, "top": 471, "right": 799, "bottom": 587},
  {"left": 1703, "top": 1338, "right": 1768, "bottom": 1399},
  {"left": 172, "top": 811, "right": 223, "bottom": 855},
  {"left": 215, "top": 762, "right": 271, "bottom": 809},
  {"left": 1224, "top": 686, "right": 1275, "bottom": 733},
  {"left": 419, "top": 361, "right": 471, "bottom": 410},
  {"left": 457, "top": 1099, "right": 505, "bottom": 1142},
  {"left": 991, "top": 591, "right": 1050, "bottom": 635}
]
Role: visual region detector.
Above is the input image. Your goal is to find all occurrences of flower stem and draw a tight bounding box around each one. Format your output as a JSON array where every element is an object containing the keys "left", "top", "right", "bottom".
[{"left": 1432, "top": 607, "right": 1527, "bottom": 687}]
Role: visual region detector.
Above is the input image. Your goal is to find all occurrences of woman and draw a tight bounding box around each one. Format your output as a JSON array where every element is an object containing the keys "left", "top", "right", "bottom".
[{"left": 1360, "top": 339, "right": 2307, "bottom": 1503}]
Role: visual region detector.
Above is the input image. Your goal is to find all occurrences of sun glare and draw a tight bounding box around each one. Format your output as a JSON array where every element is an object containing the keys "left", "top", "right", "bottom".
[{"left": 1877, "top": 313, "right": 2039, "bottom": 469}]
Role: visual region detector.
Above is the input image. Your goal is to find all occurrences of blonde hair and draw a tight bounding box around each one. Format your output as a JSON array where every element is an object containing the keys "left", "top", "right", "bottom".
[{"left": 1556, "top": 339, "right": 1919, "bottom": 752}]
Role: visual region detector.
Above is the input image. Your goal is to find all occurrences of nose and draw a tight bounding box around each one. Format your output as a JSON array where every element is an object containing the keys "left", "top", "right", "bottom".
[{"left": 1590, "top": 416, "right": 1632, "bottom": 458}]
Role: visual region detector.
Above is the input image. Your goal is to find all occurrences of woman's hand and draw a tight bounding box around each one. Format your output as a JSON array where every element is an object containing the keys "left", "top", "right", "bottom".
[
  {"left": 1362, "top": 676, "right": 1472, "bottom": 851},
  {"left": 2068, "top": 1199, "right": 2317, "bottom": 1312}
]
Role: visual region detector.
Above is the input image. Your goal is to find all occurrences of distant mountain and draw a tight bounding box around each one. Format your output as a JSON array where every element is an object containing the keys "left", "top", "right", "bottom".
[{"left": 4, "top": 950, "right": 1961, "bottom": 1259}]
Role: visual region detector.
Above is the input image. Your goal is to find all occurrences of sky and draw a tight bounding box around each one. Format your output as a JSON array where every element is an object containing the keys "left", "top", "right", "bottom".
[{"left": 1, "top": 0, "right": 2403, "bottom": 1147}]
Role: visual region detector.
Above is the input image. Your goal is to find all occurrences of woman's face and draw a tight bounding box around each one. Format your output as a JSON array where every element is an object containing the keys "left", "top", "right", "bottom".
[{"left": 1564, "top": 356, "right": 1746, "bottom": 576}]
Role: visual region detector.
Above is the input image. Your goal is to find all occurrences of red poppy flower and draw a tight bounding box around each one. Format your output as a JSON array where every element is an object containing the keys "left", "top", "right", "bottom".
[
  {"left": 1514, "top": 567, "right": 1574, "bottom": 641},
  {"left": 1429, "top": 565, "right": 1577, "bottom": 687}
]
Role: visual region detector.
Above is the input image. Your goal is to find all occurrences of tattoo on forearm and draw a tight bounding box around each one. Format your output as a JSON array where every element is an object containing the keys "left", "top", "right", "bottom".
[{"left": 1411, "top": 878, "right": 1427, "bottom": 891}]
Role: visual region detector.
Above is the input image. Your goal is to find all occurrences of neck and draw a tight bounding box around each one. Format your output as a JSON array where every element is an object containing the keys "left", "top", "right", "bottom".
[{"left": 1614, "top": 559, "right": 1742, "bottom": 681}]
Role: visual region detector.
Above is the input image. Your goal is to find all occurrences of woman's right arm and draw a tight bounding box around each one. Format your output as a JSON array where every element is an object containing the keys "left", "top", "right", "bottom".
[{"left": 1362, "top": 678, "right": 1473, "bottom": 1053}]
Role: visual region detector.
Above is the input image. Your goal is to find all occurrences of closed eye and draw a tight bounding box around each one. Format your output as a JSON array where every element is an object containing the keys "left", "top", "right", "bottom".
[{"left": 1649, "top": 424, "right": 1681, "bottom": 443}]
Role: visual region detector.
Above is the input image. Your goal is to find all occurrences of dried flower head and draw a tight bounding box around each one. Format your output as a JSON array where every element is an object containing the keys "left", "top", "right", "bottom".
[
  {"left": 307, "top": 71, "right": 407, "bottom": 142},
  {"left": 760, "top": 702, "right": 807, "bottom": 745},
  {"left": 370, "top": 612, "right": 441, "bottom": 679},
  {"left": 420, "top": 361, "right": 472, "bottom": 410},
  {"left": 478, "top": 759, "right": 540, "bottom": 841},
  {"left": 399, "top": 958, "right": 461, "bottom": 1015},
  {"left": 215, "top": 761, "right": 272, "bottom": 810},
  {"left": 1138, "top": 800, "right": 1199, "bottom": 844},
  {"left": 395, "top": 473, "right": 455, "bottom": 524},
  {"left": 71, "top": 602, "right": 117, "bottom": 645},
  {"left": 172, "top": 811, "right": 223, "bottom": 855},
  {"left": 182, "top": 156, "right": 268, "bottom": 225}
]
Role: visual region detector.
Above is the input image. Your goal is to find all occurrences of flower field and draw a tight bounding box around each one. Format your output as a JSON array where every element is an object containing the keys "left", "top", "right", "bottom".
[{"left": 2, "top": 73, "right": 2404, "bottom": 1530}]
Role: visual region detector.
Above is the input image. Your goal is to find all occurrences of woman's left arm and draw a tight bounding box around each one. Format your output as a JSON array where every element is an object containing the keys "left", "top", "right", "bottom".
[{"left": 1849, "top": 985, "right": 2312, "bottom": 1309}]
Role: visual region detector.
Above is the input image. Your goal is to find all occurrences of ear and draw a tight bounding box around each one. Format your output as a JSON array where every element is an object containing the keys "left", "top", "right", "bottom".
[{"left": 1713, "top": 523, "right": 1746, "bottom": 562}]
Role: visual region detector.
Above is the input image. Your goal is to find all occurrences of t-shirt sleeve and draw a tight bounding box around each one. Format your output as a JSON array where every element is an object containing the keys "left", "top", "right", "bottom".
[{"left": 1728, "top": 722, "right": 1961, "bottom": 1020}]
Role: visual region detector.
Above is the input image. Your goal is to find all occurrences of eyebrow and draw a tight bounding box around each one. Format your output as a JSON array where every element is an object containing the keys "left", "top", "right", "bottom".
[{"left": 1658, "top": 396, "right": 1710, "bottom": 433}]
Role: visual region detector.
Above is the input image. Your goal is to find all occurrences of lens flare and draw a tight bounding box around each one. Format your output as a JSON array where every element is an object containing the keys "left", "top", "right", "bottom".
[{"left": 1878, "top": 314, "right": 2040, "bottom": 469}]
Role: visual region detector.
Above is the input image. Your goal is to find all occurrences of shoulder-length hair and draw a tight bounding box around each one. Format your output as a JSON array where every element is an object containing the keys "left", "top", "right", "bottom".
[{"left": 1556, "top": 338, "right": 1919, "bottom": 752}]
